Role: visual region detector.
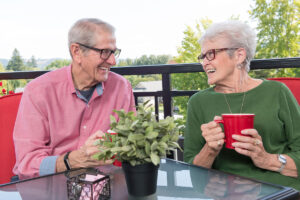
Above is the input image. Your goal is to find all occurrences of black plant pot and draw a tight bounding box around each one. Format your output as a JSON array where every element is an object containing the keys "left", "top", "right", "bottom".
[{"left": 122, "top": 162, "right": 159, "bottom": 197}]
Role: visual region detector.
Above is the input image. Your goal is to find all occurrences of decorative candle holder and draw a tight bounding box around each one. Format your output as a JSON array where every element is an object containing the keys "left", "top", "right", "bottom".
[{"left": 66, "top": 168, "right": 110, "bottom": 200}]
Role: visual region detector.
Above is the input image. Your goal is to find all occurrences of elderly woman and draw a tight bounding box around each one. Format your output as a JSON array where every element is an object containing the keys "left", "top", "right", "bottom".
[{"left": 183, "top": 20, "right": 300, "bottom": 190}]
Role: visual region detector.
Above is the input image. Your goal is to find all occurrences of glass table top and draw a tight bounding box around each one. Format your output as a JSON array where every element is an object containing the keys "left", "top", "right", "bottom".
[{"left": 0, "top": 159, "right": 298, "bottom": 200}]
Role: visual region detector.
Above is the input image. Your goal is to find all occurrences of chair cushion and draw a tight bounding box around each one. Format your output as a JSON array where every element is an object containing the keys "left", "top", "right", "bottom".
[{"left": 0, "top": 93, "right": 22, "bottom": 184}]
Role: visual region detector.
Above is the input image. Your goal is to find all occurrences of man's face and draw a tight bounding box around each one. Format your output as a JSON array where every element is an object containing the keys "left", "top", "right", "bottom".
[{"left": 79, "top": 30, "right": 117, "bottom": 84}]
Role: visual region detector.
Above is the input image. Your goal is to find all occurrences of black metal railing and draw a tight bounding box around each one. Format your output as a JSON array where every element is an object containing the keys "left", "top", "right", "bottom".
[
  {"left": 1, "top": 57, "right": 300, "bottom": 161},
  {"left": 1, "top": 57, "right": 299, "bottom": 119}
]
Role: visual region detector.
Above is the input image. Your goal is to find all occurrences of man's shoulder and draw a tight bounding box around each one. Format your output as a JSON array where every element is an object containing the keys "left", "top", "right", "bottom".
[{"left": 26, "top": 66, "right": 70, "bottom": 90}]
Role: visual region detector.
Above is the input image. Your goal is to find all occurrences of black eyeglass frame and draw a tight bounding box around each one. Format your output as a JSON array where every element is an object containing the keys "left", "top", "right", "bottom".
[
  {"left": 76, "top": 43, "right": 121, "bottom": 59},
  {"left": 198, "top": 48, "right": 238, "bottom": 63}
]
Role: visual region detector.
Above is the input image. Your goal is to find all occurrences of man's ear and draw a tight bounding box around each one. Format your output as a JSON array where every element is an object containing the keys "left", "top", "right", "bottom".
[{"left": 70, "top": 43, "right": 82, "bottom": 64}]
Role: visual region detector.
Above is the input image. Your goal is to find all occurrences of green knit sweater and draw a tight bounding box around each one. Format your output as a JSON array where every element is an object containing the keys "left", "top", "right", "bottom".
[{"left": 184, "top": 79, "right": 300, "bottom": 190}]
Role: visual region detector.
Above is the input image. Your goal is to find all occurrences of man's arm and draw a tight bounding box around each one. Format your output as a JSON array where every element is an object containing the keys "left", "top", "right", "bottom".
[{"left": 13, "top": 89, "right": 53, "bottom": 179}]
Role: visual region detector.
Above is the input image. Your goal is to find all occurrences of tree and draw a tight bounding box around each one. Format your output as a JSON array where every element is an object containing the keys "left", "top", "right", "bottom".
[
  {"left": 6, "top": 48, "right": 25, "bottom": 71},
  {"left": 0, "top": 63, "right": 4, "bottom": 72},
  {"left": 118, "top": 58, "right": 133, "bottom": 67},
  {"left": 117, "top": 54, "right": 171, "bottom": 67},
  {"left": 171, "top": 19, "right": 212, "bottom": 119},
  {"left": 133, "top": 55, "right": 171, "bottom": 66},
  {"left": 5, "top": 49, "right": 27, "bottom": 91},
  {"left": 116, "top": 55, "right": 171, "bottom": 88},
  {"left": 249, "top": 0, "right": 300, "bottom": 78},
  {"left": 45, "top": 59, "right": 71, "bottom": 70},
  {"left": 26, "top": 56, "right": 38, "bottom": 68}
]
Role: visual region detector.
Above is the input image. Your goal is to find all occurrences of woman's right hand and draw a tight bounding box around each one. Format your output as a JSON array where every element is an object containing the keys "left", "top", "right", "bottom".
[{"left": 201, "top": 116, "right": 225, "bottom": 152}]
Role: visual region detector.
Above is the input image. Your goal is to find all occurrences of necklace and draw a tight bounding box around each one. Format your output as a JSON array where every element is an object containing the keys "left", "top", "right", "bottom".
[{"left": 223, "top": 92, "right": 246, "bottom": 113}]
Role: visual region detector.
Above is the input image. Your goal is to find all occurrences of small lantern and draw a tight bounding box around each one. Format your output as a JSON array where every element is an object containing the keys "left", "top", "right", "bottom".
[{"left": 66, "top": 168, "right": 110, "bottom": 200}]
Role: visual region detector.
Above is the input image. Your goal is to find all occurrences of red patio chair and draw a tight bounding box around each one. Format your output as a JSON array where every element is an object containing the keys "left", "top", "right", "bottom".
[
  {"left": 268, "top": 77, "right": 300, "bottom": 105},
  {"left": 0, "top": 93, "right": 22, "bottom": 185}
]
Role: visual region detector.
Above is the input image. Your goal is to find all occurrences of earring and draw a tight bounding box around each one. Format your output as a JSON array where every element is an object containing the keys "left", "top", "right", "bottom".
[{"left": 237, "top": 63, "right": 243, "bottom": 69}]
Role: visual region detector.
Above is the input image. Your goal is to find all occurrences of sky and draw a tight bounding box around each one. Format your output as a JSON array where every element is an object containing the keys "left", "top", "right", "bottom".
[{"left": 0, "top": 0, "right": 254, "bottom": 60}]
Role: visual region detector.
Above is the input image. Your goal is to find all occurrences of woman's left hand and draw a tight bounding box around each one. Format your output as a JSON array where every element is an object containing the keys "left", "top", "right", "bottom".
[{"left": 232, "top": 129, "right": 271, "bottom": 169}]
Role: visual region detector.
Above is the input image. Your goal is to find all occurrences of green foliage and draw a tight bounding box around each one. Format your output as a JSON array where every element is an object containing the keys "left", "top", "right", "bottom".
[
  {"left": 4, "top": 49, "right": 31, "bottom": 92},
  {"left": 249, "top": 0, "right": 300, "bottom": 78},
  {"left": 6, "top": 49, "right": 25, "bottom": 71},
  {"left": 45, "top": 59, "right": 71, "bottom": 70},
  {"left": 0, "top": 63, "right": 4, "bottom": 72},
  {"left": 124, "top": 75, "right": 159, "bottom": 88},
  {"left": 93, "top": 101, "right": 181, "bottom": 166},
  {"left": 116, "top": 54, "right": 171, "bottom": 88},
  {"left": 26, "top": 56, "right": 38, "bottom": 68},
  {"left": 117, "top": 55, "right": 171, "bottom": 67}
]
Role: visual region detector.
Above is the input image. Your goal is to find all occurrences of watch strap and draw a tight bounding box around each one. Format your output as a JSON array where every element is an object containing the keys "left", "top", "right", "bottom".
[
  {"left": 64, "top": 151, "right": 71, "bottom": 170},
  {"left": 277, "top": 154, "right": 286, "bottom": 173}
]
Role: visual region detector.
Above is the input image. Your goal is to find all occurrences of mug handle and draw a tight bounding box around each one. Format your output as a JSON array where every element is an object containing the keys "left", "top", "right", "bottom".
[{"left": 214, "top": 119, "right": 223, "bottom": 124}]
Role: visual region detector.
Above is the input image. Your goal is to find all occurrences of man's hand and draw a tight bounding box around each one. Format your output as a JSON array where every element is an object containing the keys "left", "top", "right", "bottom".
[
  {"left": 56, "top": 130, "right": 113, "bottom": 172},
  {"left": 70, "top": 130, "right": 113, "bottom": 168}
]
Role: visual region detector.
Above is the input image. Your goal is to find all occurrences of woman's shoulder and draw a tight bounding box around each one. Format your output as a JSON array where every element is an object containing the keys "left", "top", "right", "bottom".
[
  {"left": 263, "top": 79, "right": 290, "bottom": 91},
  {"left": 189, "top": 87, "right": 216, "bottom": 102}
]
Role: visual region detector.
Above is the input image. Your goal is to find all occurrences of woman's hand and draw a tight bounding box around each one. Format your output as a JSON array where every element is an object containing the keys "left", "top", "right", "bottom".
[
  {"left": 201, "top": 116, "right": 225, "bottom": 152},
  {"left": 193, "top": 116, "right": 225, "bottom": 168},
  {"left": 231, "top": 129, "right": 271, "bottom": 169}
]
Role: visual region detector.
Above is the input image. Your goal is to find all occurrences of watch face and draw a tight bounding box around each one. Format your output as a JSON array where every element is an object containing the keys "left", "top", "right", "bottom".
[{"left": 279, "top": 155, "right": 287, "bottom": 164}]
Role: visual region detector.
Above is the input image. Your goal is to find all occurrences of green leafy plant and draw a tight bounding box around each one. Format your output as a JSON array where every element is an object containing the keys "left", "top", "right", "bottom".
[{"left": 93, "top": 101, "right": 181, "bottom": 166}]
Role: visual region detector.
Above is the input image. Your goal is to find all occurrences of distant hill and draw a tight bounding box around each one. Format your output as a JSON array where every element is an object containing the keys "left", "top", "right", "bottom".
[
  {"left": 35, "top": 58, "right": 63, "bottom": 70},
  {"left": 0, "top": 58, "right": 69, "bottom": 70},
  {"left": 0, "top": 59, "right": 8, "bottom": 67}
]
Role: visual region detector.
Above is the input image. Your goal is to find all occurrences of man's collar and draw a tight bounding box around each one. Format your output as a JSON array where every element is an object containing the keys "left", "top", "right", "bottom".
[{"left": 69, "top": 64, "right": 108, "bottom": 95}]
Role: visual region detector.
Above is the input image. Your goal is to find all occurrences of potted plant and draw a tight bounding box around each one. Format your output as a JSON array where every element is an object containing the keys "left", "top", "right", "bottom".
[{"left": 93, "top": 101, "right": 181, "bottom": 196}]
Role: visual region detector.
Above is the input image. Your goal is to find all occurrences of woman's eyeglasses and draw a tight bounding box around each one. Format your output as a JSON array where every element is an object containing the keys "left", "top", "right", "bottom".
[{"left": 198, "top": 48, "right": 238, "bottom": 63}]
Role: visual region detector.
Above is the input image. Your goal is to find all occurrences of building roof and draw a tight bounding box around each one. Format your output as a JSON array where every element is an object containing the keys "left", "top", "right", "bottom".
[{"left": 133, "top": 81, "right": 162, "bottom": 92}]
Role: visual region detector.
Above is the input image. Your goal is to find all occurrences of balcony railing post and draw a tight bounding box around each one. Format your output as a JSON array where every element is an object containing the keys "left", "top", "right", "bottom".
[{"left": 162, "top": 73, "right": 172, "bottom": 118}]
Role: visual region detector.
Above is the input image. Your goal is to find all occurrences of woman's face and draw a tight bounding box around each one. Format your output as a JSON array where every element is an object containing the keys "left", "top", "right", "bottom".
[{"left": 201, "top": 38, "right": 238, "bottom": 86}]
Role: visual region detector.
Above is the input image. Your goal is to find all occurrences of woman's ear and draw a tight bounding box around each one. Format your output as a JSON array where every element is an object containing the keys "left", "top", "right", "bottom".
[
  {"left": 70, "top": 43, "right": 82, "bottom": 64},
  {"left": 235, "top": 48, "right": 247, "bottom": 65}
]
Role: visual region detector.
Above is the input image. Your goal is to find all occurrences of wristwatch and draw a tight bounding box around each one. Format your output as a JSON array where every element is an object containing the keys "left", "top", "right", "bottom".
[
  {"left": 277, "top": 154, "right": 287, "bottom": 173},
  {"left": 64, "top": 151, "right": 71, "bottom": 170}
]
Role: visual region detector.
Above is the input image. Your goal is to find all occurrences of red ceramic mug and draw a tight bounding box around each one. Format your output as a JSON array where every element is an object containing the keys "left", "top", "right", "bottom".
[{"left": 214, "top": 114, "right": 255, "bottom": 149}]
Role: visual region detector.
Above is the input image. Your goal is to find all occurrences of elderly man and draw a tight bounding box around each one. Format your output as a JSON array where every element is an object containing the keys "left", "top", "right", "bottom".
[{"left": 13, "top": 18, "right": 135, "bottom": 179}]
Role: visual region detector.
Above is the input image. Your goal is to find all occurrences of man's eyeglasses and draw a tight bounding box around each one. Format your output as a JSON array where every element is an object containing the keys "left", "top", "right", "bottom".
[
  {"left": 197, "top": 48, "right": 238, "bottom": 63},
  {"left": 77, "top": 43, "right": 121, "bottom": 60}
]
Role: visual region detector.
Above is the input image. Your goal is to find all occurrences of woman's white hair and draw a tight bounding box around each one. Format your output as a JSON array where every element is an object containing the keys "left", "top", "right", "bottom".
[
  {"left": 68, "top": 18, "right": 115, "bottom": 57},
  {"left": 199, "top": 20, "right": 256, "bottom": 72}
]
